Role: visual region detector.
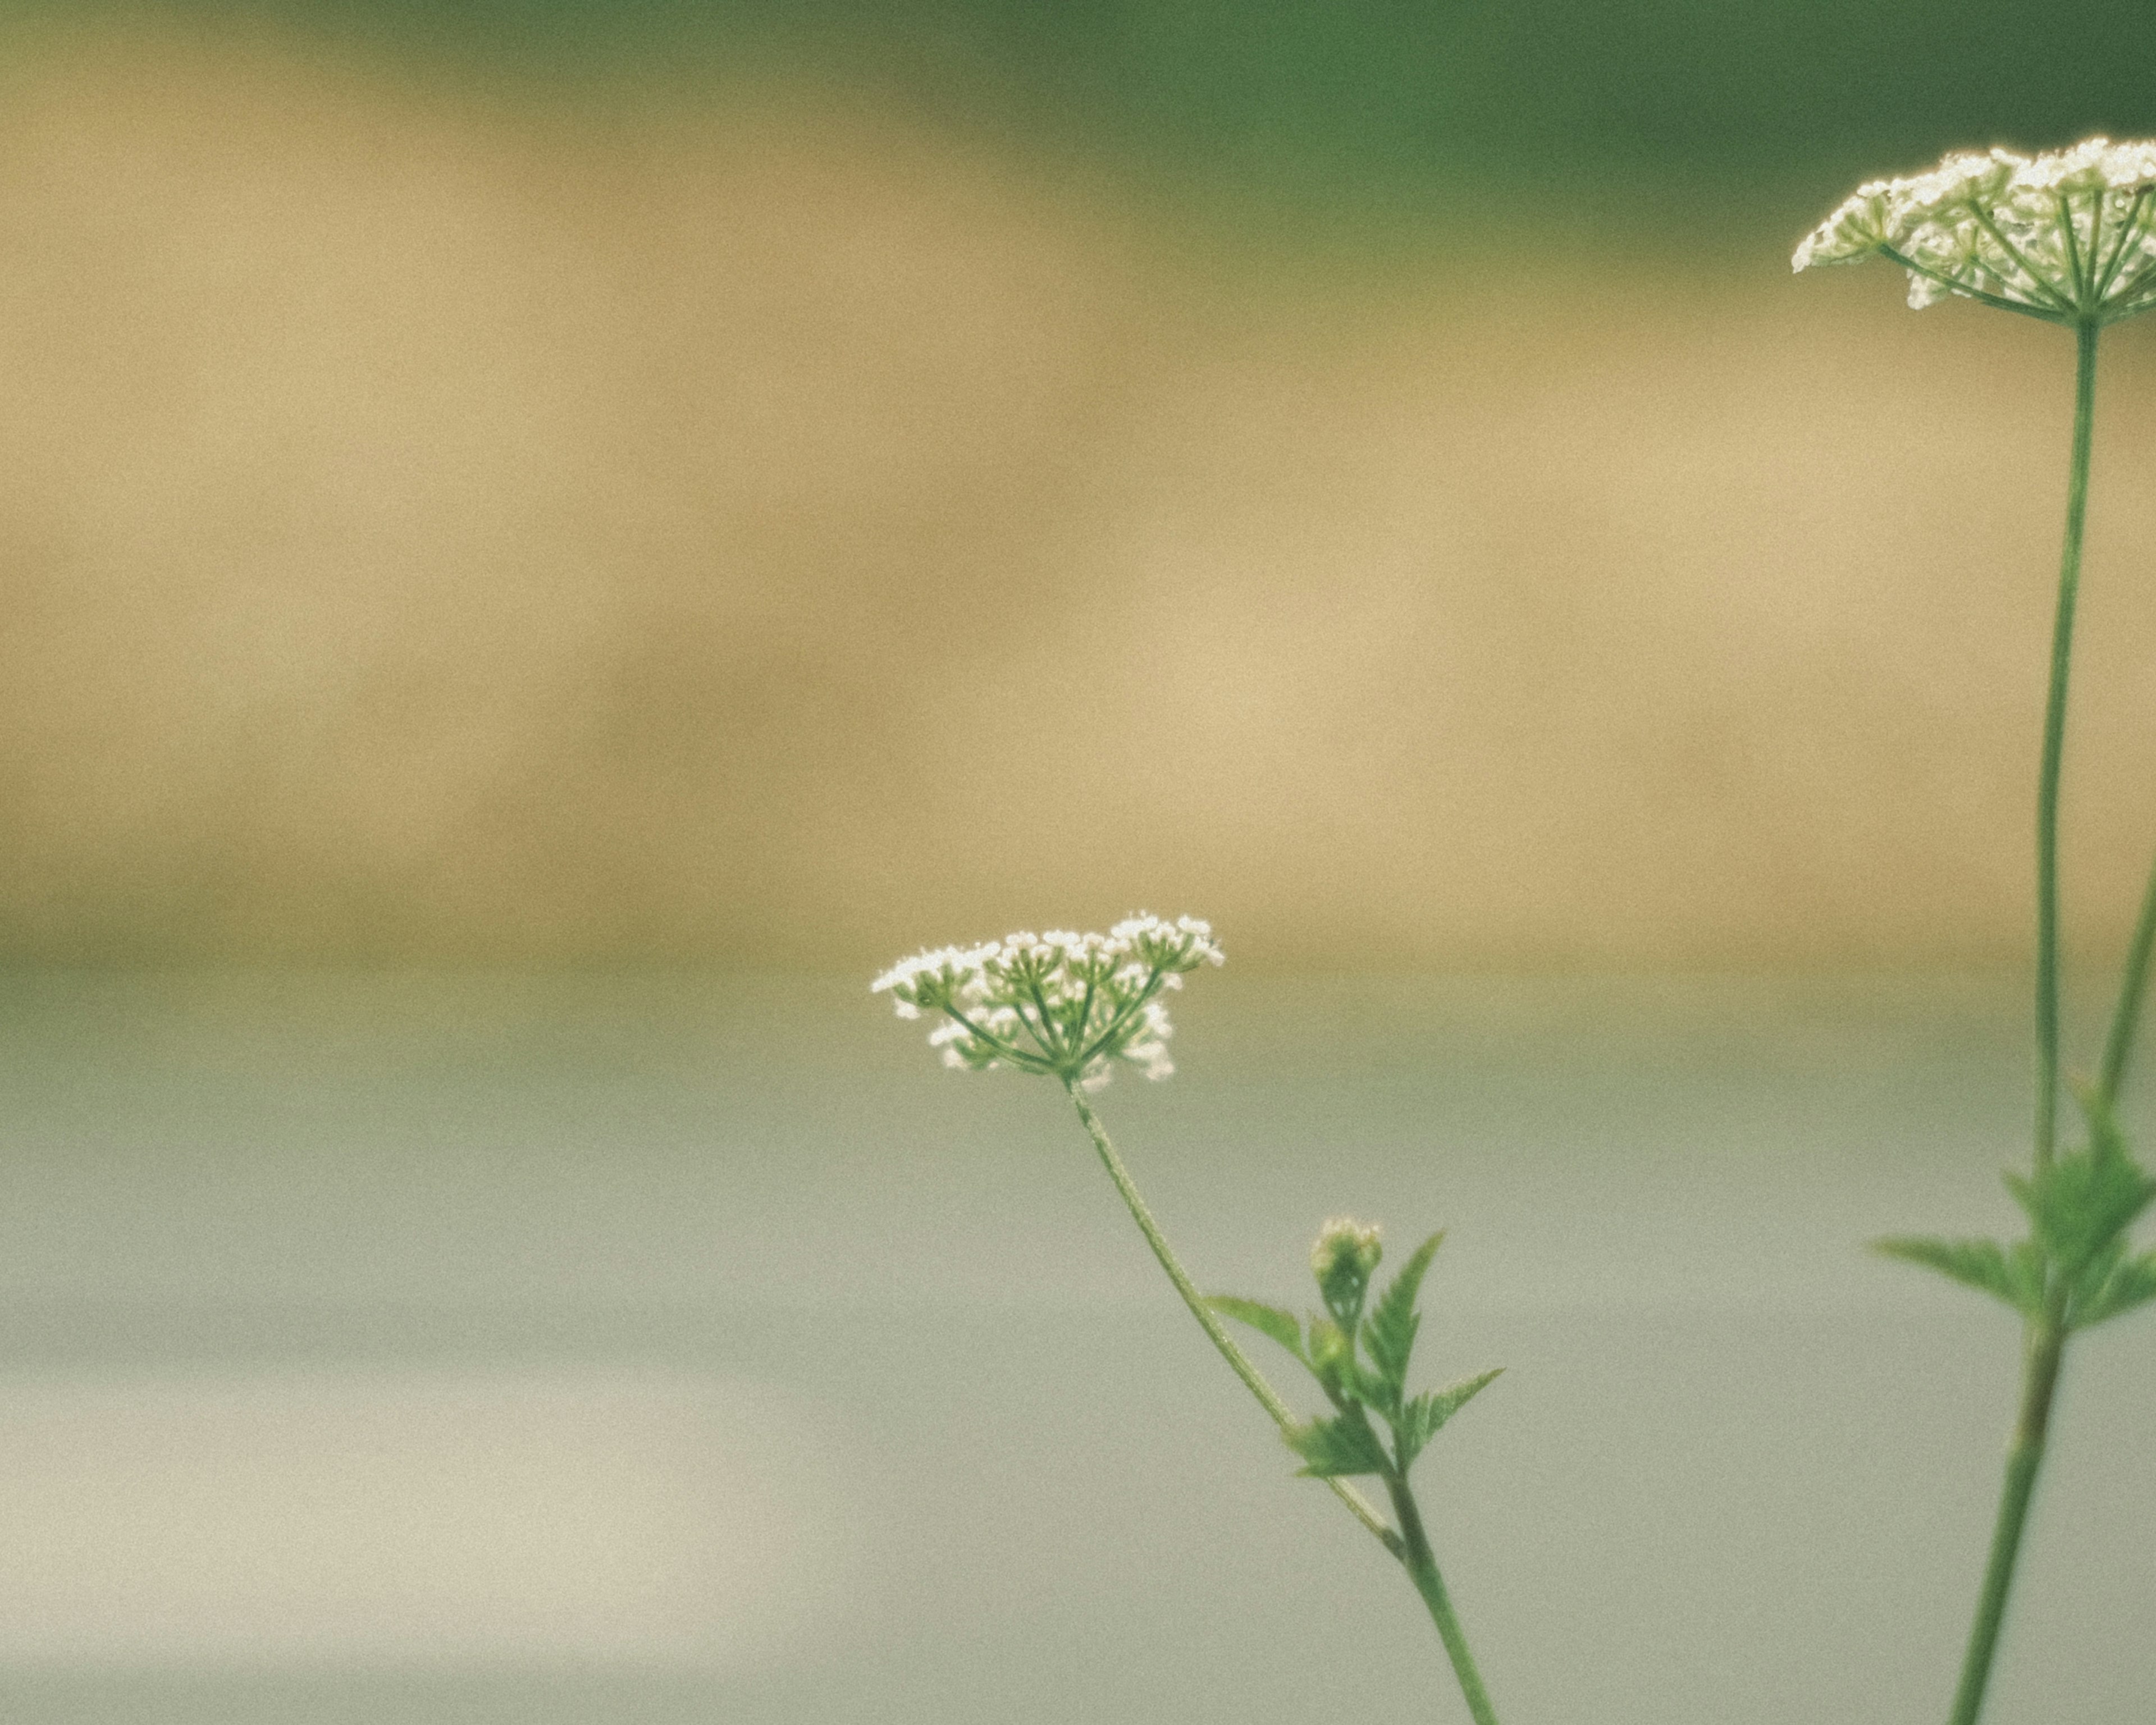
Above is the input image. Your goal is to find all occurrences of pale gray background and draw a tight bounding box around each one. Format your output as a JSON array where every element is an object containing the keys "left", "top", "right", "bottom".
[{"left": 0, "top": 970, "right": 2148, "bottom": 1723}]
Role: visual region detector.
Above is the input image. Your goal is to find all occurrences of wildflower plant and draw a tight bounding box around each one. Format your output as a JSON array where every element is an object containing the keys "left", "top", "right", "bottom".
[
  {"left": 875, "top": 917, "right": 1506, "bottom": 1724},
  {"left": 1798, "top": 138, "right": 2156, "bottom": 1725}
]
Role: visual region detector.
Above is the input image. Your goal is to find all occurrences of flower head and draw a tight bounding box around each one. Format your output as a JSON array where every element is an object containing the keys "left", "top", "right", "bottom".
[
  {"left": 873, "top": 914, "right": 1224, "bottom": 1089},
  {"left": 1794, "top": 138, "right": 2156, "bottom": 324},
  {"left": 1311, "top": 1216, "right": 1384, "bottom": 1326}
]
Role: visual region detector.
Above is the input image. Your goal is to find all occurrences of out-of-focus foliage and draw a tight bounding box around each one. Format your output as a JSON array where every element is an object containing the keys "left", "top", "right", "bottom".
[{"left": 19, "top": 0, "right": 2156, "bottom": 221}]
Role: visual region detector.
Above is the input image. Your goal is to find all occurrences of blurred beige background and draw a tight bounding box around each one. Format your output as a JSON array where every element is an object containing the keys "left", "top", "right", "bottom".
[{"left": 6, "top": 20, "right": 2156, "bottom": 968}]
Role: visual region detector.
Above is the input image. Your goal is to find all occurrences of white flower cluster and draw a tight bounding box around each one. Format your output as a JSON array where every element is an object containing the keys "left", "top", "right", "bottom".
[
  {"left": 1794, "top": 138, "right": 2156, "bottom": 323},
  {"left": 873, "top": 914, "right": 1224, "bottom": 1088}
]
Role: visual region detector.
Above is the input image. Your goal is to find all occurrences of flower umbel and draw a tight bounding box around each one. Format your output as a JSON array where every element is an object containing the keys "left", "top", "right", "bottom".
[
  {"left": 1794, "top": 137, "right": 2156, "bottom": 323},
  {"left": 873, "top": 914, "right": 1224, "bottom": 1088}
]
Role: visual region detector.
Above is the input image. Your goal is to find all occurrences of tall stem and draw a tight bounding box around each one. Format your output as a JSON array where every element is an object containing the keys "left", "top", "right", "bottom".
[
  {"left": 1062, "top": 1084, "right": 1403, "bottom": 1558},
  {"left": 1945, "top": 1312, "right": 2067, "bottom": 1725},
  {"left": 1945, "top": 316, "right": 2100, "bottom": 1725},
  {"left": 1387, "top": 1473, "right": 1504, "bottom": 1725},
  {"left": 2034, "top": 319, "right": 2100, "bottom": 1167}
]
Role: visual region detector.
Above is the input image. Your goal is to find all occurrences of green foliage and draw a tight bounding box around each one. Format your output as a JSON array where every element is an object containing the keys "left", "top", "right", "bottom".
[
  {"left": 2004, "top": 1128, "right": 2156, "bottom": 1283},
  {"left": 1396, "top": 1369, "right": 1504, "bottom": 1470},
  {"left": 1362, "top": 1232, "right": 1443, "bottom": 1413},
  {"left": 1874, "top": 1236, "right": 2045, "bottom": 1317},
  {"left": 1305, "top": 1314, "right": 1358, "bottom": 1402},
  {"left": 1881, "top": 1096, "right": 2156, "bottom": 1333},
  {"left": 1227, "top": 1219, "right": 1496, "bottom": 1486},
  {"left": 1207, "top": 1296, "right": 1307, "bottom": 1365},
  {"left": 1285, "top": 1406, "right": 1392, "bottom": 1479},
  {"left": 2067, "top": 1246, "right": 2156, "bottom": 1329}
]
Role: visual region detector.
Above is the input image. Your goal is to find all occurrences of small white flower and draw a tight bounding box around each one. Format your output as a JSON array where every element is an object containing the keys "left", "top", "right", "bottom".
[
  {"left": 873, "top": 914, "right": 1223, "bottom": 1087},
  {"left": 1794, "top": 138, "right": 2156, "bottom": 324}
]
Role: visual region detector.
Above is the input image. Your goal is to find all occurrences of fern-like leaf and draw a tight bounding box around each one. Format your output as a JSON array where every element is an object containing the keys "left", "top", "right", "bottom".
[
  {"left": 1362, "top": 1232, "right": 1442, "bottom": 1410},
  {"left": 1396, "top": 1367, "right": 1503, "bottom": 1470}
]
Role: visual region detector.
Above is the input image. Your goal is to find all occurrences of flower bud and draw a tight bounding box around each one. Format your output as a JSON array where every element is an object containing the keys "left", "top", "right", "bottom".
[{"left": 1311, "top": 1216, "right": 1383, "bottom": 1324}]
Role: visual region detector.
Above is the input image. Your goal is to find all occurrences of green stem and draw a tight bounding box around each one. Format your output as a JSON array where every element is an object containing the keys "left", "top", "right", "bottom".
[
  {"left": 1947, "top": 315, "right": 2104, "bottom": 1725},
  {"left": 2034, "top": 321, "right": 2100, "bottom": 1168},
  {"left": 1386, "top": 1472, "right": 1503, "bottom": 1725},
  {"left": 1877, "top": 247, "right": 2066, "bottom": 324},
  {"left": 1062, "top": 1084, "right": 1403, "bottom": 1558},
  {"left": 1945, "top": 1315, "right": 2067, "bottom": 1725},
  {"left": 2096, "top": 844, "right": 2156, "bottom": 1110},
  {"left": 1969, "top": 208, "right": 2077, "bottom": 314}
]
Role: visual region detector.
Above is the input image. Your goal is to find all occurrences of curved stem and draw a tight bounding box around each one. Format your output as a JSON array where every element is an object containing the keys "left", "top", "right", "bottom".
[
  {"left": 1946, "top": 1314, "right": 2068, "bottom": 1725},
  {"left": 2034, "top": 321, "right": 2100, "bottom": 1168},
  {"left": 1062, "top": 1085, "right": 1403, "bottom": 1558},
  {"left": 1386, "top": 1472, "right": 1503, "bottom": 1725}
]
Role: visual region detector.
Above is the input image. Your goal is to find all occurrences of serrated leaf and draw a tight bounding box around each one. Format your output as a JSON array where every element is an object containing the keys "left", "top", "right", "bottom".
[
  {"left": 1396, "top": 1366, "right": 1504, "bottom": 1470},
  {"left": 2006, "top": 1136, "right": 2156, "bottom": 1277},
  {"left": 1207, "top": 1296, "right": 1308, "bottom": 1365},
  {"left": 1284, "top": 1407, "right": 1392, "bottom": 1477},
  {"left": 1875, "top": 1236, "right": 2038, "bottom": 1316},
  {"left": 2071, "top": 1247, "right": 2156, "bottom": 1329},
  {"left": 1362, "top": 1232, "right": 1442, "bottom": 1411}
]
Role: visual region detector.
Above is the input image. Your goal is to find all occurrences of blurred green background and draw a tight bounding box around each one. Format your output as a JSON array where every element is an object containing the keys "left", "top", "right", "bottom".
[{"left": 3, "top": 4, "right": 2156, "bottom": 1722}]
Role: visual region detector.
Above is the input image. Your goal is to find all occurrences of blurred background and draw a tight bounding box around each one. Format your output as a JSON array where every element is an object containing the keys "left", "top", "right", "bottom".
[{"left": 2, "top": 2, "right": 2155, "bottom": 1721}]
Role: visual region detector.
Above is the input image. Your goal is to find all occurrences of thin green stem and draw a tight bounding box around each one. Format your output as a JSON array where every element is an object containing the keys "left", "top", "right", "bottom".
[
  {"left": 1876, "top": 248, "right": 2064, "bottom": 324},
  {"left": 2095, "top": 191, "right": 2153, "bottom": 300},
  {"left": 1072, "top": 975, "right": 1098, "bottom": 1054},
  {"left": 941, "top": 1004, "right": 1053, "bottom": 1072},
  {"left": 2096, "top": 844, "right": 2156, "bottom": 1110},
  {"left": 1945, "top": 1314, "right": 2067, "bottom": 1725},
  {"left": 1969, "top": 208, "right": 2077, "bottom": 313},
  {"left": 1062, "top": 1084, "right": 1404, "bottom": 1558},
  {"left": 2057, "top": 195, "right": 2088, "bottom": 305},
  {"left": 1021, "top": 974, "right": 1068, "bottom": 1063},
  {"left": 2102, "top": 244, "right": 2156, "bottom": 310},
  {"left": 1076, "top": 967, "right": 1168, "bottom": 1069},
  {"left": 2035, "top": 321, "right": 2100, "bottom": 1168},
  {"left": 1386, "top": 1472, "right": 1503, "bottom": 1725},
  {"left": 1945, "top": 315, "right": 2104, "bottom": 1725}
]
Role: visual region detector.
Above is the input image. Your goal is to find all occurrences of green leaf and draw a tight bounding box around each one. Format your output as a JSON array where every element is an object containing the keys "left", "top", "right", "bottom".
[
  {"left": 1304, "top": 1313, "right": 1359, "bottom": 1401},
  {"left": 1396, "top": 1367, "right": 1503, "bottom": 1470},
  {"left": 2065, "top": 1236, "right": 2126, "bottom": 1325},
  {"left": 1362, "top": 1232, "right": 1442, "bottom": 1410},
  {"left": 1285, "top": 1407, "right": 1392, "bottom": 1478},
  {"left": 1874, "top": 1236, "right": 2040, "bottom": 1317},
  {"left": 2071, "top": 1247, "right": 2156, "bottom": 1329},
  {"left": 1206, "top": 1296, "right": 1308, "bottom": 1365},
  {"left": 2006, "top": 1133, "right": 2156, "bottom": 1278}
]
